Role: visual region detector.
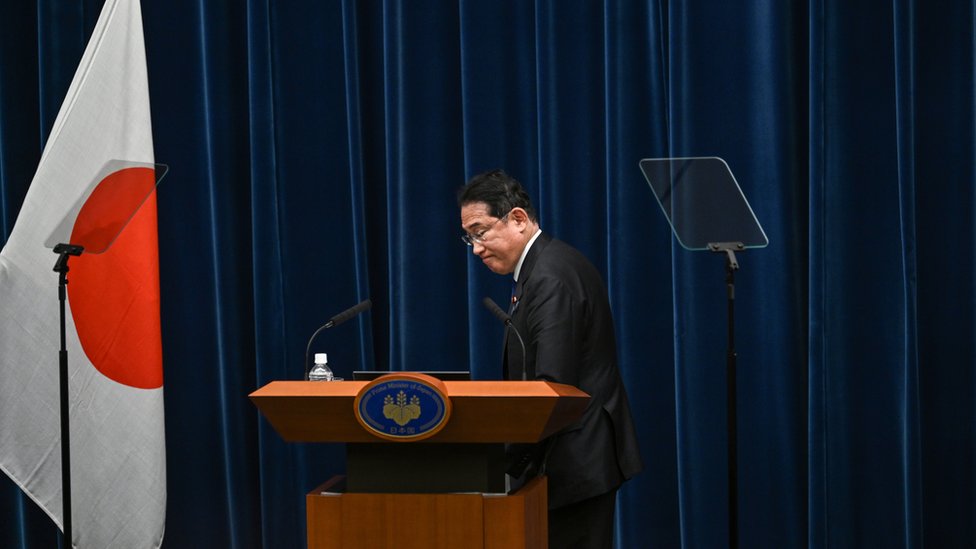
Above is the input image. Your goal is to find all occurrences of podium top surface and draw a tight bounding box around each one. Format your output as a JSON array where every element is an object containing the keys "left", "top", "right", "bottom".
[{"left": 250, "top": 380, "right": 590, "bottom": 444}]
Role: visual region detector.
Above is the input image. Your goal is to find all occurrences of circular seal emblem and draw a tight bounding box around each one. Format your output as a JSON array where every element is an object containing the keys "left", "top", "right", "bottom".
[{"left": 353, "top": 373, "right": 452, "bottom": 441}]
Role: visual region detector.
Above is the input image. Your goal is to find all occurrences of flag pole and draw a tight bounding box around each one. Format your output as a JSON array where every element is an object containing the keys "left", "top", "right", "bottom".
[{"left": 53, "top": 243, "right": 83, "bottom": 547}]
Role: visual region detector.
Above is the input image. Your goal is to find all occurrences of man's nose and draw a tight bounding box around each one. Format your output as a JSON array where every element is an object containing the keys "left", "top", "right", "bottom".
[{"left": 471, "top": 241, "right": 486, "bottom": 255}]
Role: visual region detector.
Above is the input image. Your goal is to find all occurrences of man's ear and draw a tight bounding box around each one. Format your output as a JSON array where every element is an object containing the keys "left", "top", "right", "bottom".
[{"left": 509, "top": 207, "right": 530, "bottom": 227}]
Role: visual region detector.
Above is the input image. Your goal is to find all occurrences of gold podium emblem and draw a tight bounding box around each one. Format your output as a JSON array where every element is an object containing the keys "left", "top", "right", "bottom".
[
  {"left": 354, "top": 372, "right": 451, "bottom": 441},
  {"left": 383, "top": 390, "right": 421, "bottom": 426}
]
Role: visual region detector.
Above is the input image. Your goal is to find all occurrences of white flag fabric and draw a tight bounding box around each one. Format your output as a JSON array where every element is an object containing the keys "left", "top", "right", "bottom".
[{"left": 0, "top": 0, "right": 166, "bottom": 547}]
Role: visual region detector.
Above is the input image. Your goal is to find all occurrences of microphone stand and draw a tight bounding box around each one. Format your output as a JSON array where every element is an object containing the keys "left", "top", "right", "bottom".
[
  {"left": 709, "top": 241, "right": 741, "bottom": 549},
  {"left": 304, "top": 299, "right": 371, "bottom": 379},
  {"left": 52, "top": 243, "right": 84, "bottom": 548},
  {"left": 481, "top": 297, "right": 527, "bottom": 381}
]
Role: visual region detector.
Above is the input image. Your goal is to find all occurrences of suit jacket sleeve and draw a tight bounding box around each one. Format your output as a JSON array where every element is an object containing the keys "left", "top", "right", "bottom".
[{"left": 522, "top": 273, "right": 583, "bottom": 389}]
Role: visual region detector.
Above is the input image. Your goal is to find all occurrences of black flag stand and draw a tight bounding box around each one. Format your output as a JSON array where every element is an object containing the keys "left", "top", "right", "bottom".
[{"left": 52, "top": 243, "right": 84, "bottom": 548}]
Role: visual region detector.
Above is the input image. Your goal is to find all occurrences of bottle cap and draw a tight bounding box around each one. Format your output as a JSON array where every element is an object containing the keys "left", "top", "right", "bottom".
[{"left": 314, "top": 353, "right": 328, "bottom": 364}]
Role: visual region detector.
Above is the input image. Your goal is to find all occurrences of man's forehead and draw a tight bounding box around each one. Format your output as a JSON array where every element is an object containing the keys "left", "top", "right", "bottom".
[{"left": 460, "top": 202, "right": 493, "bottom": 228}]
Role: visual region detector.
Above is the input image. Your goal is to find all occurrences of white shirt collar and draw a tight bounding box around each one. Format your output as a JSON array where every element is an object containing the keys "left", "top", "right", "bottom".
[{"left": 514, "top": 229, "right": 542, "bottom": 282}]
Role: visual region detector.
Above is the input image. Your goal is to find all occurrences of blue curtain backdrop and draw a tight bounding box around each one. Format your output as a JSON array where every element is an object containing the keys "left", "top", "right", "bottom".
[{"left": 1, "top": 0, "right": 974, "bottom": 547}]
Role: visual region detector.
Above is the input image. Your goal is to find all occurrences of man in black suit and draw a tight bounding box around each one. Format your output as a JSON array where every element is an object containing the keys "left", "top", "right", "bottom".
[{"left": 459, "top": 169, "right": 643, "bottom": 549}]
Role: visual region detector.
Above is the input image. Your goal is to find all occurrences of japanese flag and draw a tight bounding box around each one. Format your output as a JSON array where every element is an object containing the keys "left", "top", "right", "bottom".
[{"left": 0, "top": 0, "right": 166, "bottom": 546}]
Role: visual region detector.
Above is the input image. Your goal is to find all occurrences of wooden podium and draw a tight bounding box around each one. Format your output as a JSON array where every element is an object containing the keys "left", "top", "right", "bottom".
[{"left": 250, "top": 378, "right": 589, "bottom": 549}]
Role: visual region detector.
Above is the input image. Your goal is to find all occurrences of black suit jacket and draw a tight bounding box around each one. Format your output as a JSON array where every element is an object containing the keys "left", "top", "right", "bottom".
[{"left": 505, "top": 232, "right": 643, "bottom": 509}]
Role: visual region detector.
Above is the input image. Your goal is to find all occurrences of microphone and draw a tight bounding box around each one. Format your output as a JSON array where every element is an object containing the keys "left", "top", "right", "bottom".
[
  {"left": 325, "top": 299, "right": 372, "bottom": 329},
  {"left": 482, "top": 297, "right": 527, "bottom": 381},
  {"left": 304, "top": 298, "right": 372, "bottom": 380}
]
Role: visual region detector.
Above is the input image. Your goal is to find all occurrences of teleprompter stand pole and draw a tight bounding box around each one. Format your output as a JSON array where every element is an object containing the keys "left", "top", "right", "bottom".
[
  {"left": 52, "top": 243, "right": 83, "bottom": 548},
  {"left": 708, "top": 241, "right": 742, "bottom": 549}
]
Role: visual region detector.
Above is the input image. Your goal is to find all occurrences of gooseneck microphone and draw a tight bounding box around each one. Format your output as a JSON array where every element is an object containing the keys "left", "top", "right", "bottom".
[
  {"left": 482, "top": 297, "right": 528, "bottom": 381},
  {"left": 304, "top": 298, "right": 372, "bottom": 380}
]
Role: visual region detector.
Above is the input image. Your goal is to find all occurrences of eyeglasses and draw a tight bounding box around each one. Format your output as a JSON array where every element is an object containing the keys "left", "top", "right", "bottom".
[{"left": 461, "top": 211, "right": 511, "bottom": 246}]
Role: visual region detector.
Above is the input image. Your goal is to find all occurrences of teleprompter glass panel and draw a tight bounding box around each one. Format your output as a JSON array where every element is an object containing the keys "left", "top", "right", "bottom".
[
  {"left": 44, "top": 160, "right": 168, "bottom": 254},
  {"left": 638, "top": 157, "right": 767, "bottom": 250}
]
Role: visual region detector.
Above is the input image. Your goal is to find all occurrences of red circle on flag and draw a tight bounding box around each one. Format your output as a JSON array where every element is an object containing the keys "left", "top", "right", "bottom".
[{"left": 67, "top": 167, "right": 163, "bottom": 389}]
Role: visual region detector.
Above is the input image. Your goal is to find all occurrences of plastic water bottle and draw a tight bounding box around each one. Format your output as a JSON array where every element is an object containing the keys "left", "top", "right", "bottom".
[{"left": 308, "top": 353, "right": 334, "bottom": 381}]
